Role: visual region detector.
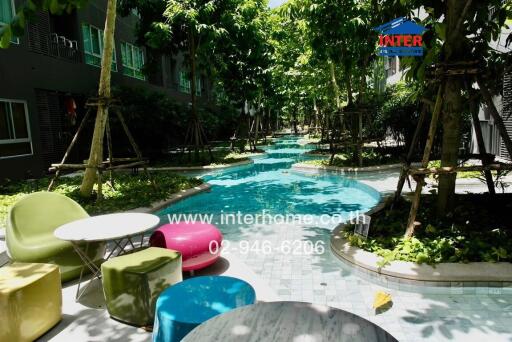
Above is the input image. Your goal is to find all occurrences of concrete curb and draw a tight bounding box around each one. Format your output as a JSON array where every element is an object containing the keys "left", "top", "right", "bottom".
[
  {"left": 330, "top": 225, "right": 512, "bottom": 284},
  {"left": 126, "top": 183, "right": 212, "bottom": 214},
  {"left": 147, "top": 158, "right": 255, "bottom": 171},
  {"left": 292, "top": 162, "right": 421, "bottom": 173}
]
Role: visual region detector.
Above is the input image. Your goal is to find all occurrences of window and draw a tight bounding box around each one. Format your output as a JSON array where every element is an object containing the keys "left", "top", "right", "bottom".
[
  {"left": 121, "top": 42, "right": 145, "bottom": 80},
  {"left": 178, "top": 71, "right": 201, "bottom": 96},
  {"left": 0, "top": 99, "right": 32, "bottom": 158},
  {"left": 0, "top": 0, "right": 18, "bottom": 44},
  {"left": 81, "top": 23, "right": 117, "bottom": 71}
]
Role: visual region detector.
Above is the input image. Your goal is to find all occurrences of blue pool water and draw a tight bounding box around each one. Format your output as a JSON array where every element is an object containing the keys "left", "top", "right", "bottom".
[{"left": 158, "top": 136, "right": 380, "bottom": 230}]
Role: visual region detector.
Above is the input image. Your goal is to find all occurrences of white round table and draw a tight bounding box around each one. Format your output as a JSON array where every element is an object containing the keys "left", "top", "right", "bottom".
[
  {"left": 54, "top": 213, "right": 160, "bottom": 300},
  {"left": 183, "top": 301, "right": 398, "bottom": 342}
]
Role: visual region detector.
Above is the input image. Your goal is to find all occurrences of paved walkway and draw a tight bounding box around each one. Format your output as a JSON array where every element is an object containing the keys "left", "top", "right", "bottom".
[
  {"left": 221, "top": 168, "right": 512, "bottom": 342},
  {"left": 38, "top": 252, "right": 279, "bottom": 341},
  {"left": 226, "top": 219, "right": 512, "bottom": 342}
]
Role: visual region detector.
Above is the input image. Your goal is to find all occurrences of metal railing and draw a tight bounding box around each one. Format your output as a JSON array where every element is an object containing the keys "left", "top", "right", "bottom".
[{"left": 49, "top": 33, "right": 80, "bottom": 63}]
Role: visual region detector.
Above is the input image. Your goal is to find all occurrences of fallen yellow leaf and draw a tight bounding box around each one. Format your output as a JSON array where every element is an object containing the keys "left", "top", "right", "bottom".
[{"left": 373, "top": 291, "right": 392, "bottom": 309}]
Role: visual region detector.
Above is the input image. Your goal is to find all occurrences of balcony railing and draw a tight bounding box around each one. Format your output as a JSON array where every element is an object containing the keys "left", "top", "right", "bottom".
[{"left": 49, "top": 33, "right": 80, "bottom": 63}]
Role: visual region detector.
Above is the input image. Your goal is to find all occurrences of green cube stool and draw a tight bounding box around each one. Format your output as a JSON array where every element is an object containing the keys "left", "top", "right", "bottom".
[{"left": 101, "top": 247, "right": 182, "bottom": 326}]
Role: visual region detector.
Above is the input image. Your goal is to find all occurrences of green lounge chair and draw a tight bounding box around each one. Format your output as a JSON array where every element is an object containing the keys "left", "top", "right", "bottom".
[{"left": 6, "top": 191, "right": 105, "bottom": 282}]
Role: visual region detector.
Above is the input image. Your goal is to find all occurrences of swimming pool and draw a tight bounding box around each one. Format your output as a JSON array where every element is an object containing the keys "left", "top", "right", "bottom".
[{"left": 158, "top": 136, "right": 380, "bottom": 232}]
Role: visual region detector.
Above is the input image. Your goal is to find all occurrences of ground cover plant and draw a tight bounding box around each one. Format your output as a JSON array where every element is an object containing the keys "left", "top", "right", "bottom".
[
  {"left": 303, "top": 147, "right": 403, "bottom": 167},
  {"left": 0, "top": 172, "right": 203, "bottom": 228},
  {"left": 153, "top": 150, "right": 265, "bottom": 167},
  {"left": 344, "top": 194, "right": 512, "bottom": 265}
]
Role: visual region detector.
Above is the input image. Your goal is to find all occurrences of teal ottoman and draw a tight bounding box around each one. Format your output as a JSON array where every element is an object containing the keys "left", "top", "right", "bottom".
[{"left": 101, "top": 247, "right": 182, "bottom": 326}]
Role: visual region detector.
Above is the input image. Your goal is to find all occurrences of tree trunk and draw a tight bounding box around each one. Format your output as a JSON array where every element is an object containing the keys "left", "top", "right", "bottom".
[
  {"left": 254, "top": 113, "right": 260, "bottom": 150},
  {"left": 329, "top": 61, "right": 341, "bottom": 110},
  {"left": 437, "top": 79, "right": 463, "bottom": 214},
  {"left": 355, "top": 67, "right": 368, "bottom": 167},
  {"left": 292, "top": 108, "right": 298, "bottom": 134},
  {"left": 437, "top": 0, "right": 465, "bottom": 216},
  {"left": 189, "top": 29, "right": 200, "bottom": 157},
  {"left": 79, "top": 0, "right": 117, "bottom": 197}
]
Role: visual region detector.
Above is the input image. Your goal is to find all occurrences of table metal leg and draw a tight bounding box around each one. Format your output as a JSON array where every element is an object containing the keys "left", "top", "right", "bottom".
[
  {"left": 139, "top": 232, "right": 145, "bottom": 247},
  {"left": 72, "top": 242, "right": 102, "bottom": 301},
  {"left": 105, "top": 239, "right": 125, "bottom": 260}
]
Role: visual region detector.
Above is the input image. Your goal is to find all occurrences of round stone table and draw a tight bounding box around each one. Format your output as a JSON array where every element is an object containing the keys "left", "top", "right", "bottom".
[
  {"left": 153, "top": 276, "right": 256, "bottom": 342},
  {"left": 183, "top": 301, "right": 398, "bottom": 342}
]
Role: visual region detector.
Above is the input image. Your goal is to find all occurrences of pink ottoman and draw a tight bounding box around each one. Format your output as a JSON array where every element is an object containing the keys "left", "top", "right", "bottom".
[{"left": 149, "top": 222, "right": 223, "bottom": 271}]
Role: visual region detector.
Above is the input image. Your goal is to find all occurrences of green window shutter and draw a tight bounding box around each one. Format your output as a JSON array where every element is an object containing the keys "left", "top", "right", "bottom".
[
  {"left": 121, "top": 42, "right": 128, "bottom": 76},
  {"left": 179, "top": 71, "right": 191, "bottom": 93},
  {"left": 196, "top": 76, "right": 201, "bottom": 96},
  {"left": 127, "top": 45, "right": 133, "bottom": 67},
  {"left": 82, "top": 24, "right": 92, "bottom": 54},
  {"left": 0, "top": 0, "right": 13, "bottom": 24},
  {"left": 0, "top": 101, "right": 10, "bottom": 139},
  {"left": 112, "top": 46, "right": 117, "bottom": 71},
  {"left": 137, "top": 49, "right": 145, "bottom": 79},
  {"left": 120, "top": 42, "right": 126, "bottom": 65},
  {"left": 90, "top": 27, "right": 101, "bottom": 55},
  {"left": 133, "top": 47, "right": 138, "bottom": 69},
  {"left": 120, "top": 42, "right": 144, "bottom": 80}
]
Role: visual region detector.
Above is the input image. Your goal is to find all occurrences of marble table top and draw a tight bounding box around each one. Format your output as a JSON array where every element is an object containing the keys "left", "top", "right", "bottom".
[
  {"left": 183, "top": 301, "right": 398, "bottom": 342},
  {"left": 54, "top": 213, "right": 160, "bottom": 242}
]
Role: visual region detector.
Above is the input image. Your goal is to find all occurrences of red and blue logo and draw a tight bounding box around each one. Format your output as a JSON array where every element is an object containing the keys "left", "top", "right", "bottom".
[{"left": 373, "top": 17, "right": 426, "bottom": 57}]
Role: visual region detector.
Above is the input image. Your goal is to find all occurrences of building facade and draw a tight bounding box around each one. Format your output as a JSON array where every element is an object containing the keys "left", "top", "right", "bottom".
[
  {"left": 383, "top": 58, "right": 512, "bottom": 162},
  {"left": 469, "top": 24, "right": 512, "bottom": 162},
  {"left": 0, "top": 0, "right": 210, "bottom": 180}
]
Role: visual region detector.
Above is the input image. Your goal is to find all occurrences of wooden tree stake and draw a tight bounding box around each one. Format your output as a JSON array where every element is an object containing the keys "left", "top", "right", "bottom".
[
  {"left": 405, "top": 83, "right": 445, "bottom": 237},
  {"left": 393, "top": 104, "right": 428, "bottom": 205}
]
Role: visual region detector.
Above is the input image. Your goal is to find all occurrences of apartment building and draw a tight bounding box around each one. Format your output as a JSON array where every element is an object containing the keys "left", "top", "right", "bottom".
[{"left": 0, "top": 0, "right": 211, "bottom": 180}]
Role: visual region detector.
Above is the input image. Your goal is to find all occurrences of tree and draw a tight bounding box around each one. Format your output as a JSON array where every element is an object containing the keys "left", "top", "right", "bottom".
[
  {"left": 160, "top": 0, "right": 235, "bottom": 157},
  {"left": 79, "top": 0, "right": 117, "bottom": 196},
  {"left": 214, "top": 0, "right": 272, "bottom": 151},
  {"left": 268, "top": 0, "right": 331, "bottom": 139},
  {"left": 120, "top": 0, "right": 271, "bottom": 155},
  {"left": 402, "top": 0, "right": 512, "bottom": 216}
]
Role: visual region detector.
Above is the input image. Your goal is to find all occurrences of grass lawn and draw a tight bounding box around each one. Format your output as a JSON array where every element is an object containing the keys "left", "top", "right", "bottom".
[
  {"left": 0, "top": 172, "right": 203, "bottom": 228},
  {"left": 153, "top": 150, "right": 263, "bottom": 167},
  {"left": 344, "top": 194, "right": 512, "bottom": 265}
]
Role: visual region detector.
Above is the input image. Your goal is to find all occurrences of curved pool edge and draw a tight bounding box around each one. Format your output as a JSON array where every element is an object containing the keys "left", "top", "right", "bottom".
[
  {"left": 147, "top": 158, "right": 257, "bottom": 172},
  {"left": 330, "top": 224, "right": 512, "bottom": 288},
  {"left": 125, "top": 183, "right": 212, "bottom": 214},
  {"left": 292, "top": 161, "right": 411, "bottom": 173}
]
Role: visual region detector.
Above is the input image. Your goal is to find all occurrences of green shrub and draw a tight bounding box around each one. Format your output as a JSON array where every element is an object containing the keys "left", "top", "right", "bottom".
[{"left": 344, "top": 194, "right": 512, "bottom": 265}]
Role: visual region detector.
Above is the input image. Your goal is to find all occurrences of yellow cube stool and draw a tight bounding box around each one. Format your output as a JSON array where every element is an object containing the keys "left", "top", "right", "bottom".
[{"left": 0, "top": 263, "right": 62, "bottom": 342}]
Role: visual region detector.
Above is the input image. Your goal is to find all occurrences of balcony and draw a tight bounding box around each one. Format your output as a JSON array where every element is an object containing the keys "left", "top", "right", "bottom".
[{"left": 49, "top": 33, "right": 80, "bottom": 63}]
